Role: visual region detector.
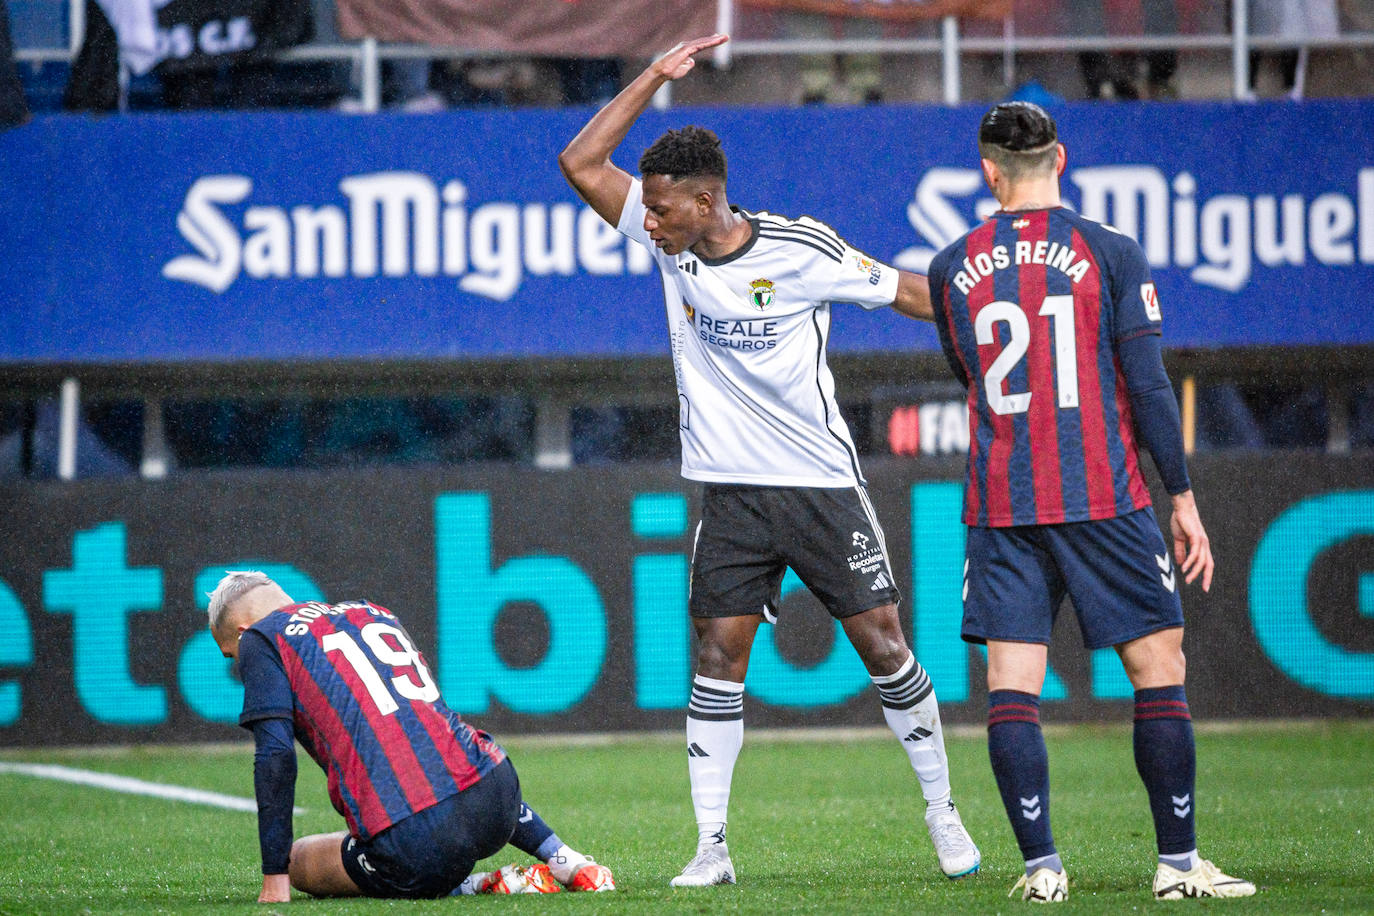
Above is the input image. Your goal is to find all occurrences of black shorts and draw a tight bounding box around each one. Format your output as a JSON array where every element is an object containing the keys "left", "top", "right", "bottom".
[
  {"left": 689, "top": 483, "right": 901, "bottom": 621},
  {"left": 340, "top": 758, "right": 521, "bottom": 899}
]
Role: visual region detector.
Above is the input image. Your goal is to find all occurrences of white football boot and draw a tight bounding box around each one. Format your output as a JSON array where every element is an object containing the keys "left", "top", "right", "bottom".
[
  {"left": 1153, "top": 859, "right": 1255, "bottom": 900},
  {"left": 669, "top": 842, "right": 736, "bottom": 887},
  {"left": 1010, "top": 866, "right": 1069, "bottom": 902},
  {"left": 925, "top": 801, "right": 981, "bottom": 878}
]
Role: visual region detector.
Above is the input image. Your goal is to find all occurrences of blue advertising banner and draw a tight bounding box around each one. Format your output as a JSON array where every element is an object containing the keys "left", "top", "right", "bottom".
[{"left": 2, "top": 99, "right": 1372, "bottom": 363}]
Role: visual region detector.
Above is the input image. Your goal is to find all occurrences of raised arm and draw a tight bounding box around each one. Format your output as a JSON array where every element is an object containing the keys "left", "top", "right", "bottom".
[
  {"left": 558, "top": 33, "right": 729, "bottom": 226},
  {"left": 890, "top": 269, "right": 934, "bottom": 322}
]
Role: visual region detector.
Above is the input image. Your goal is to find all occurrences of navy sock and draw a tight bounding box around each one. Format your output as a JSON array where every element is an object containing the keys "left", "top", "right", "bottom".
[
  {"left": 988, "top": 689, "right": 1055, "bottom": 861},
  {"left": 508, "top": 803, "right": 560, "bottom": 859},
  {"left": 1133, "top": 685, "right": 1197, "bottom": 856}
]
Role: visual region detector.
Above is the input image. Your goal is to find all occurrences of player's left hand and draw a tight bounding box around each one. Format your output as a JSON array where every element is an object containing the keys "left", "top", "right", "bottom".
[
  {"left": 258, "top": 873, "right": 291, "bottom": 903},
  {"left": 1169, "top": 490, "right": 1213, "bottom": 592}
]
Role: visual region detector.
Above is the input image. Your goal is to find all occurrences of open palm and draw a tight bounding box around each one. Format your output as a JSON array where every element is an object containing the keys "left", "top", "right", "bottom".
[{"left": 656, "top": 34, "right": 729, "bottom": 81}]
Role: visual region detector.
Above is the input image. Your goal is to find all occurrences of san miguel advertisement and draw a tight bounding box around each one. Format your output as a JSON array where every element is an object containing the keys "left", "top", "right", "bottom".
[
  {"left": 2, "top": 99, "right": 1373, "bottom": 364},
  {"left": 0, "top": 457, "right": 1369, "bottom": 746}
]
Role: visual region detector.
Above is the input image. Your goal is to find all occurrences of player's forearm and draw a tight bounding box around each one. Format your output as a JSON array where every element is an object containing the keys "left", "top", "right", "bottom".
[
  {"left": 890, "top": 270, "right": 934, "bottom": 322},
  {"left": 251, "top": 719, "right": 297, "bottom": 875},
  {"left": 558, "top": 65, "right": 664, "bottom": 188},
  {"left": 1118, "top": 332, "right": 1190, "bottom": 495},
  {"left": 1129, "top": 383, "right": 1191, "bottom": 495}
]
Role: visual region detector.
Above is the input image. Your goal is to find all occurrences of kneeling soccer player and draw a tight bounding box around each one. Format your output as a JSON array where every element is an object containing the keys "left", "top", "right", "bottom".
[{"left": 208, "top": 570, "right": 615, "bottom": 902}]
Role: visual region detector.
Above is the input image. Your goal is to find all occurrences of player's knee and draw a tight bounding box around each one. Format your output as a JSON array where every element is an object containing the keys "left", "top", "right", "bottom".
[
  {"left": 842, "top": 605, "right": 910, "bottom": 676},
  {"left": 1122, "top": 644, "right": 1186, "bottom": 688},
  {"left": 694, "top": 635, "right": 750, "bottom": 681},
  {"left": 858, "top": 640, "right": 911, "bottom": 678}
]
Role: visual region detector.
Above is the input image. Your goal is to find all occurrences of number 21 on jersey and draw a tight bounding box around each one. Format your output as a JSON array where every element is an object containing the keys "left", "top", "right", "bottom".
[{"left": 975, "top": 294, "right": 1080, "bottom": 416}]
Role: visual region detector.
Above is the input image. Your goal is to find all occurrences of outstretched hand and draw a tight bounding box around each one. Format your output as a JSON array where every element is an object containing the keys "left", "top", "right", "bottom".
[{"left": 653, "top": 34, "right": 729, "bottom": 81}]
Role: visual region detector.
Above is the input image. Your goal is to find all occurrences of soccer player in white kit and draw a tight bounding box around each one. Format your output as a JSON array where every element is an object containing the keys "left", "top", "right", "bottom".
[{"left": 559, "top": 34, "right": 980, "bottom": 887}]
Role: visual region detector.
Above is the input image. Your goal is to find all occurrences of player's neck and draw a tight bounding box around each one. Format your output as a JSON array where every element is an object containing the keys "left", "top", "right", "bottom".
[
  {"left": 996, "top": 178, "right": 1061, "bottom": 213},
  {"left": 692, "top": 210, "right": 752, "bottom": 260}
]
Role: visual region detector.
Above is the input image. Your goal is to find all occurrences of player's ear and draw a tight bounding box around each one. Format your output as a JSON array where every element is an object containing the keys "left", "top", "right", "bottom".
[
  {"left": 1055, "top": 143, "right": 1067, "bottom": 176},
  {"left": 980, "top": 158, "right": 999, "bottom": 194},
  {"left": 695, "top": 189, "right": 714, "bottom": 215}
]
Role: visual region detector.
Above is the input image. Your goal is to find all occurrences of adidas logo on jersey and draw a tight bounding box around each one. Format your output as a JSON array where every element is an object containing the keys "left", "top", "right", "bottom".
[
  {"left": 679, "top": 259, "right": 698, "bottom": 275},
  {"left": 871, "top": 572, "right": 891, "bottom": 591}
]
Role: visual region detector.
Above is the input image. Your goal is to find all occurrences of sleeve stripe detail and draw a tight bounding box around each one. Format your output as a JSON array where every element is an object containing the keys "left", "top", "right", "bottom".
[
  {"left": 759, "top": 229, "right": 843, "bottom": 262},
  {"left": 756, "top": 215, "right": 846, "bottom": 258}
]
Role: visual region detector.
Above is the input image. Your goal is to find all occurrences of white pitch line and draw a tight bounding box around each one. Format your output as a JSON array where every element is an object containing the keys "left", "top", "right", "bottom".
[{"left": 0, "top": 762, "right": 304, "bottom": 814}]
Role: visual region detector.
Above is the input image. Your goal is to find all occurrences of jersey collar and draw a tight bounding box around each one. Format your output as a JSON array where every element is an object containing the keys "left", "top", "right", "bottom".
[{"left": 693, "top": 210, "right": 759, "bottom": 267}]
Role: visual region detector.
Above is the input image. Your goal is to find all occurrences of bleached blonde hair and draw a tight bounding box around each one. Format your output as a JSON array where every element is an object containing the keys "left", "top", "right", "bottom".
[{"left": 207, "top": 570, "right": 275, "bottom": 635}]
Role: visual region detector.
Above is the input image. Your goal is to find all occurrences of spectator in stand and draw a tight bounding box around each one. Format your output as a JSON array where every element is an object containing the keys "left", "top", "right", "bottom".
[
  {"left": 783, "top": 6, "right": 884, "bottom": 104},
  {"left": 63, "top": 0, "right": 312, "bottom": 112},
  {"left": 1246, "top": 0, "right": 1339, "bottom": 100},
  {"left": 552, "top": 57, "right": 623, "bottom": 106},
  {"left": 1070, "top": 0, "right": 1180, "bottom": 100}
]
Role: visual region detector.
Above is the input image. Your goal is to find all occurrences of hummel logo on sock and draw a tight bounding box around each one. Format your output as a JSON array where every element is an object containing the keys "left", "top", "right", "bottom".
[
  {"left": 1020, "top": 795, "right": 1042, "bottom": 821},
  {"left": 1172, "top": 793, "right": 1191, "bottom": 817},
  {"left": 687, "top": 742, "right": 710, "bottom": 758}
]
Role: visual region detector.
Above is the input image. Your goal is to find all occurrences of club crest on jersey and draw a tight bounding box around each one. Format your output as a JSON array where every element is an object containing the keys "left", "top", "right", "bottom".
[
  {"left": 1141, "top": 282, "right": 1162, "bottom": 321},
  {"left": 748, "top": 278, "right": 776, "bottom": 310},
  {"left": 682, "top": 300, "right": 695, "bottom": 321}
]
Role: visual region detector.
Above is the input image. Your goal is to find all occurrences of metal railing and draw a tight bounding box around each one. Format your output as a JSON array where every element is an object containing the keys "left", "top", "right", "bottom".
[{"left": 13, "top": 0, "right": 1374, "bottom": 110}]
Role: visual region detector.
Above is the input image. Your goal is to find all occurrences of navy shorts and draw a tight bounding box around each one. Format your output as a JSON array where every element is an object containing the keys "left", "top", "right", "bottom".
[
  {"left": 689, "top": 483, "right": 901, "bottom": 621},
  {"left": 961, "top": 507, "right": 1184, "bottom": 650},
  {"left": 340, "top": 758, "right": 521, "bottom": 898}
]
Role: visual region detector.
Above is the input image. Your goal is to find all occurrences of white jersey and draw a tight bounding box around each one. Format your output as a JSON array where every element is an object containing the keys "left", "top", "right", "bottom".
[{"left": 616, "top": 178, "right": 899, "bottom": 487}]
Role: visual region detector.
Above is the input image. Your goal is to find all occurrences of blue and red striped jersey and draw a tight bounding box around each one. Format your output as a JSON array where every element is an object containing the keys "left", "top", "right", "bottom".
[
  {"left": 240, "top": 601, "right": 505, "bottom": 840},
  {"left": 929, "top": 207, "right": 1161, "bottom": 527}
]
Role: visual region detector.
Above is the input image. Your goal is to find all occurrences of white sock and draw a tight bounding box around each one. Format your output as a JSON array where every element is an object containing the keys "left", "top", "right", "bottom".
[
  {"left": 686, "top": 674, "right": 744, "bottom": 846},
  {"left": 872, "top": 654, "right": 952, "bottom": 805},
  {"left": 545, "top": 844, "right": 589, "bottom": 884}
]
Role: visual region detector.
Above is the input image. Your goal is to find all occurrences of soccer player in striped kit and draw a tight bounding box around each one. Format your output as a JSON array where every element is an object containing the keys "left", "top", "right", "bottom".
[
  {"left": 928, "top": 101, "right": 1254, "bottom": 902},
  {"left": 561, "top": 33, "right": 979, "bottom": 888},
  {"left": 208, "top": 571, "right": 614, "bottom": 902}
]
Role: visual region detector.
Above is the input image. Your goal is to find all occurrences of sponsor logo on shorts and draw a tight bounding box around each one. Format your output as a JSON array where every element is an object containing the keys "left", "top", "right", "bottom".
[{"left": 847, "top": 531, "right": 885, "bottom": 572}]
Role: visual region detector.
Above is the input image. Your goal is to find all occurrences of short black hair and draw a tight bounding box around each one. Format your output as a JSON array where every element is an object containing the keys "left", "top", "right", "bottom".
[
  {"left": 978, "top": 101, "right": 1057, "bottom": 151},
  {"left": 977, "top": 101, "right": 1058, "bottom": 178},
  {"left": 638, "top": 126, "right": 727, "bottom": 182}
]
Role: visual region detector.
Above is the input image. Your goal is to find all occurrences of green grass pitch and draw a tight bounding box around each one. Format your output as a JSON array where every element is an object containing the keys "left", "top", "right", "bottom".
[{"left": 1, "top": 722, "right": 1370, "bottom": 914}]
